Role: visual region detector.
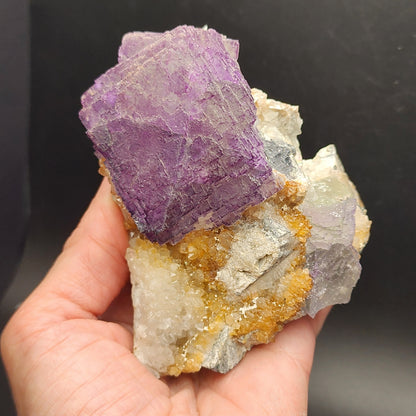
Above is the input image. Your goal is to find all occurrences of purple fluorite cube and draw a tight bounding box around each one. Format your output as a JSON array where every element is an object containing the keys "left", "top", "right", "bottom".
[{"left": 79, "top": 25, "right": 278, "bottom": 244}]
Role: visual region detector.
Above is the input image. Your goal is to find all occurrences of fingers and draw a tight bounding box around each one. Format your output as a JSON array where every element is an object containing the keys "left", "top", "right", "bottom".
[
  {"left": 196, "top": 319, "right": 314, "bottom": 416},
  {"left": 196, "top": 307, "right": 332, "bottom": 415},
  {"left": 310, "top": 306, "right": 332, "bottom": 336},
  {"left": 24, "top": 179, "right": 130, "bottom": 323},
  {"left": 252, "top": 306, "right": 332, "bottom": 378}
]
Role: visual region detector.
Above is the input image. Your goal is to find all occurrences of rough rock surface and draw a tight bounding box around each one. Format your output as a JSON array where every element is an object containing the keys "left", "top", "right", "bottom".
[{"left": 80, "top": 26, "right": 371, "bottom": 377}]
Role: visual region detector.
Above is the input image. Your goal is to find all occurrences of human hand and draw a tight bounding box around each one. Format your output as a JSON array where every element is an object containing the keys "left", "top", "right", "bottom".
[{"left": 1, "top": 180, "right": 330, "bottom": 416}]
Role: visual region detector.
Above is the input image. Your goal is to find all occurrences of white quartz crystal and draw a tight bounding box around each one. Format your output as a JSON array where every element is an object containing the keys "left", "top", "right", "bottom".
[{"left": 127, "top": 244, "right": 205, "bottom": 376}]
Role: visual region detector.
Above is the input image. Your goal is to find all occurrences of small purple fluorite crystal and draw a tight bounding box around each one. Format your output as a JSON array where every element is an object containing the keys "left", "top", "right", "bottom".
[{"left": 79, "top": 25, "right": 278, "bottom": 244}]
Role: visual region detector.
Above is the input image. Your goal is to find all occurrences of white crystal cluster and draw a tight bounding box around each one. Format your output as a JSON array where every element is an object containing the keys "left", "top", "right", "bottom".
[
  {"left": 127, "top": 243, "right": 205, "bottom": 375},
  {"left": 127, "top": 88, "right": 371, "bottom": 377}
]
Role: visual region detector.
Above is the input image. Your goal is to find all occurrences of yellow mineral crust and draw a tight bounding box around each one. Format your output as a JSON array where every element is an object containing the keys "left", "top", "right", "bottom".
[
  {"left": 128, "top": 180, "right": 312, "bottom": 376},
  {"left": 168, "top": 227, "right": 234, "bottom": 281}
]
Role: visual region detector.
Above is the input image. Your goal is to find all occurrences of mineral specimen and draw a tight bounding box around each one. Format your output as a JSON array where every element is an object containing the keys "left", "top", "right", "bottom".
[{"left": 79, "top": 25, "right": 371, "bottom": 377}]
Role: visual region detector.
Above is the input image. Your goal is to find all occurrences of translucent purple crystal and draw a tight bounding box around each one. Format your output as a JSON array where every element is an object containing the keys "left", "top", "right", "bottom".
[
  {"left": 79, "top": 25, "right": 278, "bottom": 244},
  {"left": 302, "top": 198, "right": 362, "bottom": 317}
]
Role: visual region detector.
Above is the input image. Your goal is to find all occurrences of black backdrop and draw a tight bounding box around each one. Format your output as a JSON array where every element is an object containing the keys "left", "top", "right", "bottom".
[{"left": 1, "top": 1, "right": 415, "bottom": 415}]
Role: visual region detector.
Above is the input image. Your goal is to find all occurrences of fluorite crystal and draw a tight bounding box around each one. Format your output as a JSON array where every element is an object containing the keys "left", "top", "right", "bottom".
[
  {"left": 80, "top": 26, "right": 371, "bottom": 377},
  {"left": 79, "top": 25, "right": 277, "bottom": 244}
]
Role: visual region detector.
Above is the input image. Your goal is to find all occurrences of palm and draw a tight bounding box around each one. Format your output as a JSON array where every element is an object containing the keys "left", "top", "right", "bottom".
[{"left": 2, "top": 181, "right": 328, "bottom": 416}]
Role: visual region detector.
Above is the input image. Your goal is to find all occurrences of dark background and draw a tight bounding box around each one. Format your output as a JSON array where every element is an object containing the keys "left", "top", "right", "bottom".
[{"left": 1, "top": 0, "right": 415, "bottom": 414}]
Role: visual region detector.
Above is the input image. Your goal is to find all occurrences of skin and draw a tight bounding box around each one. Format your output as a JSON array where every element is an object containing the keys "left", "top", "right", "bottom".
[{"left": 1, "top": 180, "right": 330, "bottom": 416}]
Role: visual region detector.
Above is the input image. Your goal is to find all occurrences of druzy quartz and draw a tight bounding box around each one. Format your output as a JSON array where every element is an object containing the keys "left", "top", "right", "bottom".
[{"left": 80, "top": 26, "right": 371, "bottom": 377}]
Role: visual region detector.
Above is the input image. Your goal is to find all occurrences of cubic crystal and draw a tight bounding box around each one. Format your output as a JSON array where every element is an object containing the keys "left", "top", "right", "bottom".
[{"left": 80, "top": 25, "right": 278, "bottom": 244}]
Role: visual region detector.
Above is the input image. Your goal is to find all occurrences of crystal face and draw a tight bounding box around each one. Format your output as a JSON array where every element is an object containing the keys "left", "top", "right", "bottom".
[
  {"left": 80, "top": 25, "right": 278, "bottom": 244},
  {"left": 79, "top": 26, "right": 371, "bottom": 377}
]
